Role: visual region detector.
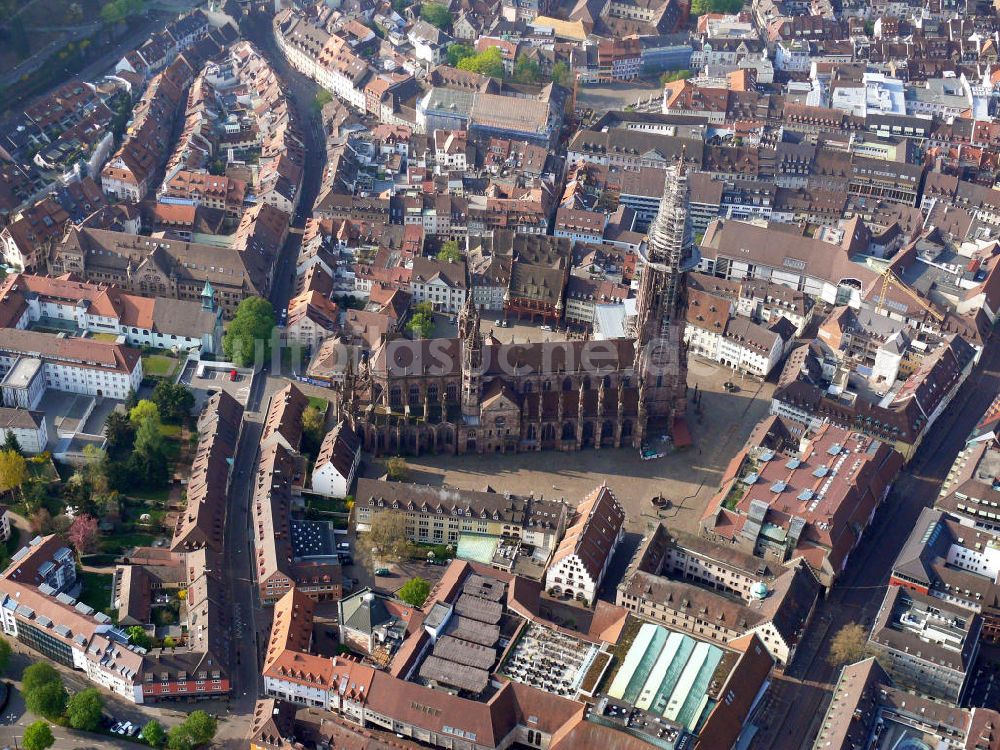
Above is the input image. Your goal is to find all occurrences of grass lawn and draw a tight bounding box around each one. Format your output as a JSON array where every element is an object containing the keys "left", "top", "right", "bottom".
[
  {"left": 152, "top": 603, "right": 179, "bottom": 626},
  {"left": 90, "top": 333, "right": 120, "bottom": 342},
  {"left": 156, "top": 423, "right": 184, "bottom": 464},
  {"left": 124, "top": 497, "right": 167, "bottom": 527},
  {"left": 306, "top": 496, "right": 348, "bottom": 513},
  {"left": 142, "top": 354, "right": 178, "bottom": 378},
  {"left": 127, "top": 487, "right": 170, "bottom": 503},
  {"left": 26, "top": 459, "right": 59, "bottom": 483},
  {"left": 308, "top": 396, "right": 329, "bottom": 412},
  {"left": 0, "top": 528, "right": 20, "bottom": 570},
  {"left": 80, "top": 553, "right": 118, "bottom": 567},
  {"left": 78, "top": 571, "right": 114, "bottom": 613},
  {"left": 100, "top": 532, "right": 156, "bottom": 554},
  {"left": 160, "top": 424, "right": 182, "bottom": 439}
]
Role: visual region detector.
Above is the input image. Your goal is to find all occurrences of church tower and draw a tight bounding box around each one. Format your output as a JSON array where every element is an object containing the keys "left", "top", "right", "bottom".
[
  {"left": 459, "top": 296, "right": 483, "bottom": 422},
  {"left": 633, "top": 154, "right": 695, "bottom": 442},
  {"left": 201, "top": 280, "right": 216, "bottom": 312}
]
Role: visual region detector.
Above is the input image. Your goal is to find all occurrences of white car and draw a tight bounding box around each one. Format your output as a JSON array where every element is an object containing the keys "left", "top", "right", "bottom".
[
  {"left": 111, "top": 722, "right": 123, "bottom": 734},
  {"left": 540, "top": 324, "right": 552, "bottom": 331},
  {"left": 119, "top": 722, "right": 132, "bottom": 735}
]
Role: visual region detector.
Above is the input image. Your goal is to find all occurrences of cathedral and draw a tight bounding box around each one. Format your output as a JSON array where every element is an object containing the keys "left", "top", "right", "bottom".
[{"left": 342, "top": 160, "right": 695, "bottom": 456}]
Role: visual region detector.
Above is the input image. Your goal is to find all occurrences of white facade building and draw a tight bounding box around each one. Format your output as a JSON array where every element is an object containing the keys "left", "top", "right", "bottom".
[
  {"left": 409, "top": 257, "right": 468, "bottom": 314},
  {"left": 0, "top": 536, "right": 145, "bottom": 703},
  {"left": 0, "top": 330, "right": 143, "bottom": 404},
  {"left": 544, "top": 486, "right": 625, "bottom": 606},
  {"left": 311, "top": 423, "right": 361, "bottom": 498},
  {"left": 0, "top": 407, "right": 47, "bottom": 455}
]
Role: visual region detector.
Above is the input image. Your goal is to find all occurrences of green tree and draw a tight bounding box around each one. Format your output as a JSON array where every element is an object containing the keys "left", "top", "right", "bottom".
[
  {"left": 513, "top": 54, "right": 540, "bottom": 84},
  {"left": 131, "top": 420, "right": 168, "bottom": 487},
  {"left": 407, "top": 304, "right": 435, "bottom": 338},
  {"left": 660, "top": 69, "right": 692, "bottom": 85},
  {"left": 827, "top": 622, "right": 869, "bottom": 667},
  {"left": 21, "top": 662, "right": 60, "bottom": 694},
  {"left": 100, "top": 0, "right": 124, "bottom": 22},
  {"left": 81, "top": 443, "right": 110, "bottom": 498},
  {"left": 398, "top": 576, "right": 431, "bottom": 607},
  {"left": 135, "top": 419, "right": 164, "bottom": 461},
  {"left": 141, "top": 719, "right": 167, "bottom": 748},
  {"left": 184, "top": 711, "right": 218, "bottom": 745},
  {"left": 436, "top": 239, "right": 462, "bottom": 263},
  {"left": 129, "top": 399, "right": 160, "bottom": 428},
  {"left": 690, "top": 0, "right": 742, "bottom": 14},
  {"left": 0, "top": 636, "right": 10, "bottom": 674},
  {"left": 457, "top": 47, "right": 504, "bottom": 79},
  {"left": 151, "top": 381, "right": 195, "bottom": 424},
  {"left": 127, "top": 625, "right": 152, "bottom": 650},
  {"left": 551, "top": 60, "right": 571, "bottom": 87},
  {"left": 420, "top": 2, "right": 451, "bottom": 28},
  {"left": 0, "top": 449, "right": 27, "bottom": 497},
  {"left": 386, "top": 456, "right": 408, "bottom": 481},
  {"left": 363, "top": 510, "right": 409, "bottom": 563},
  {"left": 104, "top": 410, "right": 136, "bottom": 461},
  {"left": 134, "top": 413, "right": 163, "bottom": 452},
  {"left": 167, "top": 725, "right": 195, "bottom": 750},
  {"left": 302, "top": 406, "right": 326, "bottom": 453},
  {"left": 25, "top": 681, "right": 68, "bottom": 721},
  {"left": 3, "top": 430, "right": 22, "bottom": 456},
  {"left": 65, "top": 687, "right": 103, "bottom": 731},
  {"left": 447, "top": 42, "right": 474, "bottom": 67},
  {"left": 22, "top": 721, "right": 54, "bottom": 750},
  {"left": 223, "top": 297, "right": 276, "bottom": 367},
  {"left": 313, "top": 89, "right": 333, "bottom": 113}
]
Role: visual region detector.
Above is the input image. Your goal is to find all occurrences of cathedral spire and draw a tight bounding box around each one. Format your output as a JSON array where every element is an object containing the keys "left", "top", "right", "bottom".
[
  {"left": 458, "top": 294, "right": 480, "bottom": 341},
  {"left": 635, "top": 158, "right": 696, "bottom": 339},
  {"left": 629, "top": 156, "right": 693, "bottom": 444}
]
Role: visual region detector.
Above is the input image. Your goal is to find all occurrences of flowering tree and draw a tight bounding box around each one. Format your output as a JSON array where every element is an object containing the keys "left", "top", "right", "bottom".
[{"left": 68, "top": 514, "right": 100, "bottom": 555}]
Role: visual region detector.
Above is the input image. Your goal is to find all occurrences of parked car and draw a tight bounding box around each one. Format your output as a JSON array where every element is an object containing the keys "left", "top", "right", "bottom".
[
  {"left": 375, "top": 567, "right": 390, "bottom": 576},
  {"left": 337, "top": 542, "right": 350, "bottom": 551},
  {"left": 337, "top": 554, "right": 354, "bottom": 566},
  {"left": 111, "top": 722, "right": 123, "bottom": 735},
  {"left": 540, "top": 324, "right": 552, "bottom": 331},
  {"left": 230, "top": 369, "right": 239, "bottom": 382}
]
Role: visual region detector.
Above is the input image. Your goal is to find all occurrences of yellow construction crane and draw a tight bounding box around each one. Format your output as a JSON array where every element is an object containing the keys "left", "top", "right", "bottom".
[{"left": 874, "top": 268, "right": 944, "bottom": 322}]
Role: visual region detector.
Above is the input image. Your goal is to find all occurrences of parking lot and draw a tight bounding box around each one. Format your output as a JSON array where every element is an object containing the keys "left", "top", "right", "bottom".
[{"left": 347, "top": 534, "right": 450, "bottom": 599}]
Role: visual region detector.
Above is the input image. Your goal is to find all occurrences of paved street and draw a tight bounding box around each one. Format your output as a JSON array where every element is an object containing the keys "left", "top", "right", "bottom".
[
  {"left": 750, "top": 333, "right": 1000, "bottom": 750},
  {"left": 243, "top": 12, "right": 327, "bottom": 334},
  {"left": 192, "top": 15, "right": 332, "bottom": 746}
]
